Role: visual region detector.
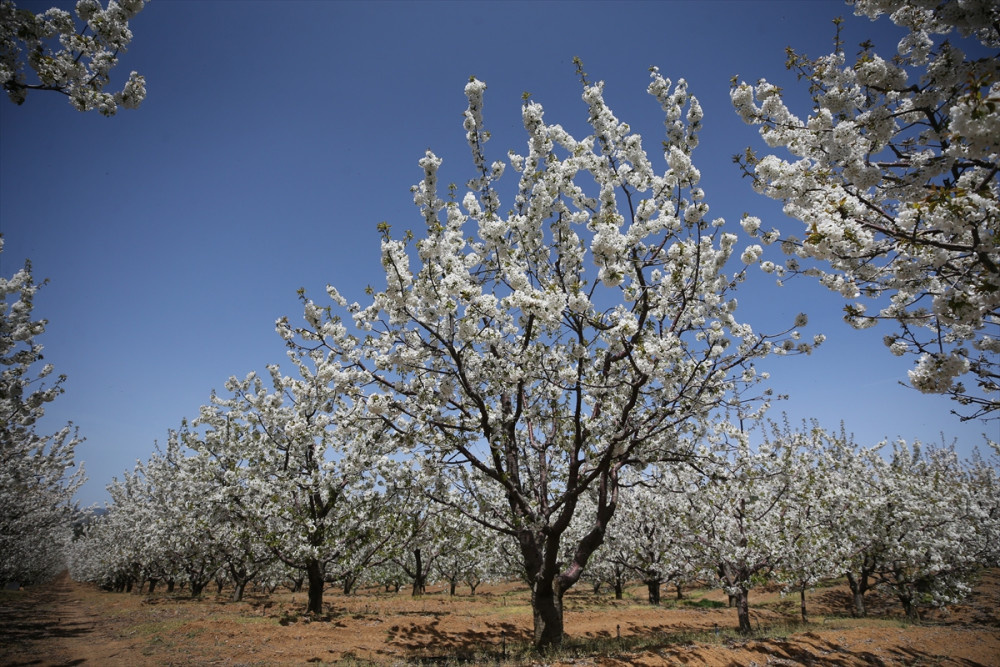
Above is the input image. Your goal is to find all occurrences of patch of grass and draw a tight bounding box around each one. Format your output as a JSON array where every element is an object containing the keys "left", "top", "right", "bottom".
[
  {"left": 127, "top": 618, "right": 189, "bottom": 637},
  {"left": 815, "top": 615, "right": 915, "bottom": 631},
  {"left": 330, "top": 652, "right": 382, "bottom": 666},
  {"left": 140, "top": 633, "right": 178, "bottom": 656},
  {"left": 680, "top": 598, "right": 727, "bottom": 609}
]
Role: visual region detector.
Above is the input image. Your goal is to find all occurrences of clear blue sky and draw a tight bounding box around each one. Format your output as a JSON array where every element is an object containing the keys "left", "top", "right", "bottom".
[{"left": 2, "top": 0, "right": 994, "bottom": 507}]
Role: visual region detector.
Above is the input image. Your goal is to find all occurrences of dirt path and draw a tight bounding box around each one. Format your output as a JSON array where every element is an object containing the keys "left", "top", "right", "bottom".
[{"left": 0, "top": 571, "right": 97, "bottom": 665}]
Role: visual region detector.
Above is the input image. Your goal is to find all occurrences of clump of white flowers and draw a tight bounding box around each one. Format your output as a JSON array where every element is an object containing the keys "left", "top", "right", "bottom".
[
  {"left": 732, "top": 0, "right": 1000, "bottom": 419},
  {"left": 1, "top": 0, "right": 147, "bottom": 115},
  {"left": 1, "top": 240, "right": 85, "bottom": 585}
]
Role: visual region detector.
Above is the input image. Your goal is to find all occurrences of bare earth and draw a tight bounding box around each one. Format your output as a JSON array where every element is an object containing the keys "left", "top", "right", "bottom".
[{"left": 1, "top": 570, "right": 998, "bottom": 666}]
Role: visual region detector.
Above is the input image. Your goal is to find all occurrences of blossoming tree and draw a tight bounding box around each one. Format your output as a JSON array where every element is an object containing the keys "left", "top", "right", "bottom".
[
  {"left": 837, "top": 439, "right": 990, "bottom": 619},
  {"left": 680, "top": 432, "right": 807, "bottom": 634},
  {"left": 595, "top": 470, "right": 698, "bottom": 605},
  {"left": 190, "top": 352, "right": 400, "bottom": 615},
  {"left": 281, "top": 64, "right": 816, "bottom": 649},
  {"left": 1, "top": 0, "right": 147, "bottom": 115},
  {"left": 732, "top": 0, "right": 999, "bottom": 419},
  {"left": 1, "top": 242, "right": 85, "bottom": 586}
]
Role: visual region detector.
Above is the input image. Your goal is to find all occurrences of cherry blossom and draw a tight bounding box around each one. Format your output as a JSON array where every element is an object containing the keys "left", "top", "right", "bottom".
[
  {"left": 1, "top": 0, "right": 147, "bottom": 115},
  {"left": 732, "top": 0, "right": 1000, "bottom": 419}
]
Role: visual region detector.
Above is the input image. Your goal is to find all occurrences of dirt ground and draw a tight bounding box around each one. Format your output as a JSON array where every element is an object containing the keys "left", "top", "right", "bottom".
[{"left": 1, "top": 570, "right": 998, "bottom": 666}]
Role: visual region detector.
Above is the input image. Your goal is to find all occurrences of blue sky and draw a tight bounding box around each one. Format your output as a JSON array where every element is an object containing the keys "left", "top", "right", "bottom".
[{"left": 2, "top": 0, "right": 994, "bottom": 507}]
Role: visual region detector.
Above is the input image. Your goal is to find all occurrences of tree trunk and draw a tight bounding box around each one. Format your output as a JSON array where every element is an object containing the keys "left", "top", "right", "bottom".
[
  {"left": 449, "top": 579, "right": 457, "bottom": 596},
  {"left": 799, "top": 585, "right": 808, "bottom": 623},
  {"left": 305, "top": 560, "right": 324, "bottom": 614},
  {"left": 410, "top": 548, "right": 426, "bottom": 597},
  {"left": 228, "top": 565, "right": 253, "bottom": 602},
  {"left": 467, "top": 580, "right": 479, "bottom": 595},
  {"left": 645, "top": 578, "right": 661, "bottom": 605},
  {"left": 531, "top": 579, "right": 565, "bottom": 650},
  {"left": 734, "top": 587, "right": 752, "bottom": 634},
  {"left": 190, "top": 580, "right": 207, "bottom": 597},
  {"left": 233, "top": 581, "right": 247, "bottom": 602},
  {"left": 897, "top": 590, "right": 921, "bottom": 621},
  {"left": 166, "top": 579, "right": 175, "bottom": 593},
  {"left": 675, "top": 582, "right": 684, "bottom": 600},
  {"left": 516, "top": 472, "right": 615, "bottom": 651},
  {"left": 614, "top": 579, "right": 623, "bottom": 600},
  {"left": 147, "top": 578, "right": 159, "bottom": 594},
  {"left": 846, "top": 572, "right": 868, "bottom": 617}
]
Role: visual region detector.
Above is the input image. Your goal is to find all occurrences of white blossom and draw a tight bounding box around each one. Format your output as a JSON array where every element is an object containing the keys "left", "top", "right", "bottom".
[
  {"left": 733, "top": 0, "right": 1000, "bottom": 418},
  {"left": 1, "top": 0, "right": 148, "bottom": 115}
]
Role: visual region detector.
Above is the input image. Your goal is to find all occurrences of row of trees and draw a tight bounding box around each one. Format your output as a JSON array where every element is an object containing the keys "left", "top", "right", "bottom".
[
  {"left": 1, "top": 0, "right": 148, "bottom": 584},
  {"left": 67, "top": 403, "right": 999, "bottom": 640},
  {"left": 0, "top": 242, "right": 85, "bottom": 586},
  {"left": 2, "top": 0, "right": 997, "bottom": 651},
  {"left": 590, "top": 424, "right": 999, "bottom": 632}
]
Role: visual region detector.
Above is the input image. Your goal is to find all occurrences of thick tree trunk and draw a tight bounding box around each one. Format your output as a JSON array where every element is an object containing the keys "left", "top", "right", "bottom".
[
  {"left": 531, "top": 579, "right": 565, "bottom": 650},
  {"left": 166, "top": 579, "right": 175, "bottom": 593},
  {"left": 799, "top": 585, "right": 808, "bottom": 623},
  {"left": 229, "top": 565, "right": 253, "bottom": 602},
  {"left": 190, "top": 580, "right": 207, "bottom": 597},
  {"left": 515, "top": 464, "right": 616, "bottom": 651},
  {"left": 734, "top": 587, "right": 752, "bottom": 634},
  {"left": 897, "top": 590, "right": 921, "bottom": 621},
  {"left": 147, "top": 578, "right": 159, "bottom": 594},
  {"left": 305, "top": 560, "right": 324, "bottom": 614},
  {"left": 233, "top": 581, "right": 247, "bottom": 602},
  {"left": 846, "top": 572, "right": 868, "bottom": 617},
  {"left": 614, "top": 579, "right": 623, "bottom": 600},
  {"left": 645, "top": 578, "right": 661, "bottom": 605},
  {"left": 410, "top": 548, "right": 426, "bottom": 597},
  {"left": 675, "top": 582, "right": 684, "bottom": 600}
]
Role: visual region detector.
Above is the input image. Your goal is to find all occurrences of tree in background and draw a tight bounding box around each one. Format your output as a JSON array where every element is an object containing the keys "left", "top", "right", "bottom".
[
  {"left": 0, "top": 240, "right": 84, "bottom": 585},
  {"left": 837, "top": 439, "right": 990, "bottom": 620},
  {"left": 681, "top": 431, "right": 806, "bottom": 634},
  {"left": 191, "top": 353, "right": 400, "bottom": 615},
  {"left": 732, "top": 0, "right": 1000, "bottom": 420},
  {"left": 282, "top": 63, "right": 816, "bottom": 649},
  {"left": 595, "top": 471, "right": 698, "bottom": 605},
  {"left": 1, "top": 0, "right": 146, "bottom": 114}
]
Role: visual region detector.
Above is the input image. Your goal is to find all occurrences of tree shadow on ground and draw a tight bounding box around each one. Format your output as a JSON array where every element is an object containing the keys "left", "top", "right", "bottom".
[
  {"left": 738, "top": 632, "right": 993, "bottom": 667},
  {"left": 0, "top": 572, "right": 93, "bottom": 666},
  {"left": 384, "top": 618, "right": 529, "bottom": 663}
]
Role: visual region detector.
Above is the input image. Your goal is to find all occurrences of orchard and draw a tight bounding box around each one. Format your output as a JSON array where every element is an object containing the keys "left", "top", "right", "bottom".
[{"left": 2, "top": 0, "right": 997, "bottom": 657}]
